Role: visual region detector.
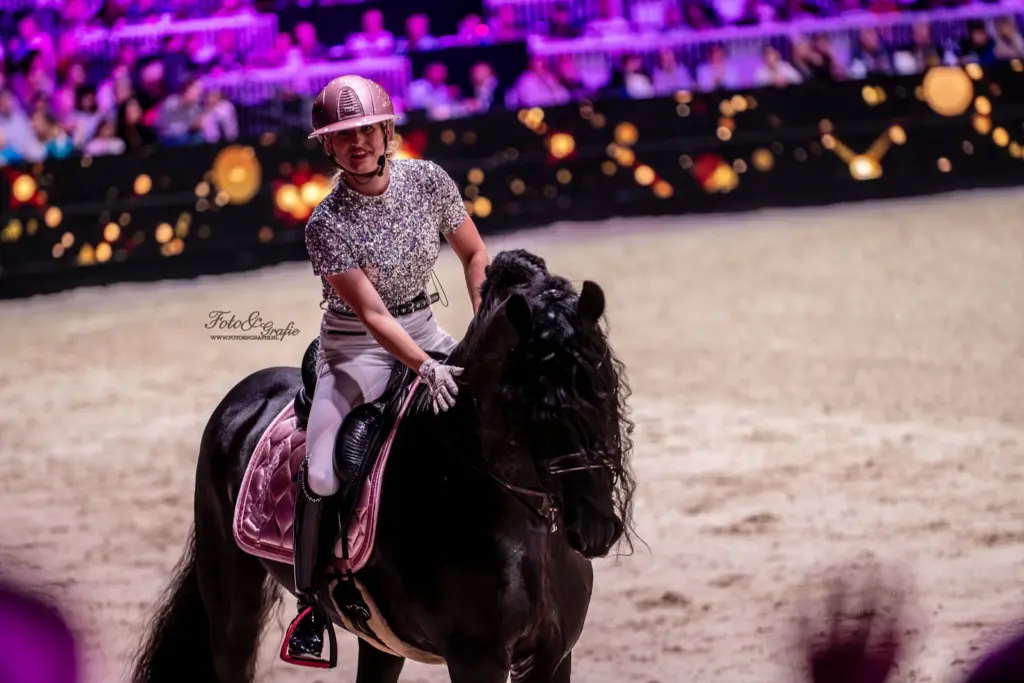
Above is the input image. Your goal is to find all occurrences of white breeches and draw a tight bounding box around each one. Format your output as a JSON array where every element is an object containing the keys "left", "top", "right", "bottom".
[{"left": 305, "top": 306, "right": 457, "bottom": 497}]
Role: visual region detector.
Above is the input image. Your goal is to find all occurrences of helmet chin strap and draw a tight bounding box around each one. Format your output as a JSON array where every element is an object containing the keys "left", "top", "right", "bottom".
[{"left": 326, "top": 127, "right": 389, "bottom": 185}]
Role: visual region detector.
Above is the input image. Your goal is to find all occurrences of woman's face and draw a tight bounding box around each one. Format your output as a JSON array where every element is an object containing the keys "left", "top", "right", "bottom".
[{"left": 330, "top": 124, "right": 385, "bottom": 175}]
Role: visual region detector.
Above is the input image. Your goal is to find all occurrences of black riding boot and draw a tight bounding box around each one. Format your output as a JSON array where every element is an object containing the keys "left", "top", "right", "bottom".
[{"left": 287, "top": 458, "right": 336, "bottom": 661}]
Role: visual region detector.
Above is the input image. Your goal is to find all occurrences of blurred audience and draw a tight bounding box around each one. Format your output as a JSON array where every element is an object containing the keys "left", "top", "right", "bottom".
[{"left": 0, "top": 0, "right": 1021, "bottom": 164}]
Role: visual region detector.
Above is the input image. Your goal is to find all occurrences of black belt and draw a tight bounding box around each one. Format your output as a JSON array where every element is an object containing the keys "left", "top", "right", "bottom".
[{"left": 332, "top": 291, "right": 439, "bottom": 321}]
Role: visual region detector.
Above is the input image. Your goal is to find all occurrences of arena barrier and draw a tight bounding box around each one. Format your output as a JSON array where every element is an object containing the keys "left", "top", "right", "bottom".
[{"left": 2, "top": 63, "right": 1023, "bottom": 298}]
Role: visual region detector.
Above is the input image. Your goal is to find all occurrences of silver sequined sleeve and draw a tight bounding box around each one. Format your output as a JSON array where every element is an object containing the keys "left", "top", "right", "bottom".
[
  {"left": 427, "top": 160, "right": 468, "bottom": 235},
  {"left": 304, "top": 201, "right": 358, "bottom": 277}
]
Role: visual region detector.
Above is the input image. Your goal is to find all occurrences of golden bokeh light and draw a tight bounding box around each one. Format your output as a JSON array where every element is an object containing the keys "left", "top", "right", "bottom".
[
  {"left": 613, "top": 147, "right": 635, "bottom": 167},
  {"left": 211, "top": 145, "right": 261, "bottom": 204},
  {"left": 1012, "top": 59, "right": 1023, "bottom": 72},
  {"left": 548, "top": 132, "right": 576, "bottom": 159},
  {"left": 601, "top": 161, "right": 617, "bottom": 176},
  {"left": 614, "top": 122, "right": 638, "bottom": 146},
  {"left": 717, "top": 126, "right": 732, "bottom": 141},
  {"left": 633, "top": 165, "right": 656, "bottom": 186},
  {"left": 467, "top": 168, "right": 485, "bottom": 185},
  {"left": 733, "top": 158, "right": 749, "bottom": 173},
  {"left": 704, "top": 163, "right": 739, "bottom": 193},
  {"left": 12, "top": 174, "right": 36, "bottom": 202},
  {"left": 275, "top": 184, "right": 301, "bottom": 213},
  {"left": 973, "top": 115, "right": 992, "bottom": 135},
  {"left": 674, "top": 90, "right": 692, "bottom": 103},
  {"left": 861, "top": 86, "right": 885, "bottom": 106},
  {"left": 52, "top": 243, "right": 65, "bottom": 258},
  {"left": 61, "top": 231, "right": 74, "bottom": 248},
  {"left": 77, "top": 243, "right": 95, "bottom": 266},
  {"left": 214, "top": 191, "right": 230, "bottom": 207},
  {"left": 161, "top": 237, "right": 185, "bottom": 257},
  {"left": 849, "top": 155, "right": 882, "bottom": 181},
  {"left": 719, "top": 100, "right": 735, "bottom": 117},
  {"left": 155, "top": 223, "right": 173, "bottom": 244},
  {"left": 258, "top": 226, "right": 275, "bottom": 243},
  {"left": 937, "top": 157, "right": 952, "bottom": 172},
  {"left": 1, "top": 219, "right": 23, "bottom": 242},
  {"left": 965, "top": 63, "right": 982, "bottom": 80},
  {"left": 1009, "top": 142, "right": 1022, "bottom": 159},
  {"left": 118, "top": 212, "right": 132, "bottom": 226},
  {"left": 472, "top": 196, "right": 492, "bottom": 218},
  {"left": 676, "top": 103, "right": 690, "bottom": 117},
  {"left": 653, "top": 180, "right": 674, "bottom": 198},
  {"left": 974, "top": 96, "right": 992, "bottom": 115},
  {"left": 921, "top": 66, "right": 974, "bottom": 116},
  {"left": 888, "top": 125, "right": 907, "bottom": 145},
  {"left": 45, "top": 207, "right": 62, "bottom": 228},
  {"left": 730, "top": 94, "right": 748, "bottom": 112},
  {"left": 104, "top": 222, "right": 120, "bottom": 242},
  {"left": 752, "top": 148, "right": 774, "bottom": 171},
  {"left": 299, "top": 177, "right": 330, "bottom": 207},
  {"left": 134, "top": 174, "right": 152, "bottom": 195},
  {"left": 992, "top": 127, "right": 1009, "bottom": 147},
  {"left": 510, "top": 179, "right": 526, "bottom": 195},
  {"left": 96, "top": 242, "right": 112, "bottom": 263},
  {"left": 556, "top": 169, "right": 572, "bottom": 184}
]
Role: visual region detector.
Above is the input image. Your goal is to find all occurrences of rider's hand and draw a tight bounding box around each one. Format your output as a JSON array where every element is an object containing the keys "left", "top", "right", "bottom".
[{"left": 418, "top": 358, "right": 464, "bottom": 414}]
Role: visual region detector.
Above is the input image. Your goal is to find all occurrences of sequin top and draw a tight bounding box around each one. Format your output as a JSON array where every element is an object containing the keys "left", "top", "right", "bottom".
[{"left": 304, "top": 159, "right": 468, "bottom": 315}]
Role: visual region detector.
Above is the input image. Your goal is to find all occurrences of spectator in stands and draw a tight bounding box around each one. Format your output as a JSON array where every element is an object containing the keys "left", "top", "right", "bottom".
[
  {"left": 792, "top": 34, "right": 844, "bottom": 80},
  {"left": 464, "top": 61, "right": 499, "bottom": 114},
  {"left": 993, "top": 16, "right": 1024, "bottom": 60},
  {"left": 586, "top": 0, "right": 632, "bottom": 36},
  {"left": 456, "top": 14, "right": 494, "bottom": 46},
  {"left": 960, "top": 19, "right": 996, "bottom": 65},
  {"left": 210, "top": 30, "right": 245, "bottom": 73},
  {"left": 52, "top": 60, "right": 88, "bottom": 124},
  {"left": 160, "top": 35, "right": 192, "bottom": 93},
  {"left": 126, "top": 0, "right": 172, "bottom": 24},
  {"left": 847, "top": 27, "right": 894, "bottom": 78},
  {"left": 507, "top": 55, "right": 571, "bottom": 108},
  {"left": 406, "top": 62, "right": 455, "bottom": 117},
  {"left": 652, "top": 47, "right": 694, "bottom": 94},
  {"left": 555, "top": 55, "right": 590, "bottom": 100},
  {"left": 255, "top": 32, "right": 297, "bottom": 68},
  {"left": 294, "top": 21, "right": 327, "bottom": 62},
  {"left": 696, "top": 42, "right": 743, "bottom": 91},
  {"left": 1, "top": 88, "right": 46, "bottom": 164},
  {"left": 754, "top": 44, "right": 803, "bottom": 87},
  {"left": 893, "top": 21, "right": 945, "bottom": 74},
  {"left": 31, "top": 109, "right": 74, "bottom": 159},
  {"left": 619, "top": 53, "right": 655, "bottom": 99},
  {"left": 199, "top": 88, "right": 238, "bottom": 143},
  {"left": 548, "top": 3, "right": 581, "bottom": 39},
  {"left": 82, "top": 116, "right": 125, "bottom": 156},
  {"left": 67, "top": 85, "right": 102, "bottom": 149},
  {"left": 10, "top": 15, "right": 56, "bottom": 75},
  {"left": 135, "top": 60, "right": 167, "bottom": 125},
  {"left": 11, "top": 52, "right": 55, "bottom": 114},
  {"left": 681, "top": 0, "right": 717, "bottom": 30},
  {"left": 735, "top": 0, "right": 779, "bottom": 26},
  {"left": 155, "top": 77, "right": 204, "bottom": 145},
  {"left": 215, "top": 0, "right": 256, "bottom": 17},
  {"left": 488, "top": 5, "right": 522, "bottom": 42},
  {"left": 345, "top": 9, "right": 395, "bottom": 58},
  {"left": 399, "top": 14, "right": 440, "bottom": 52}
]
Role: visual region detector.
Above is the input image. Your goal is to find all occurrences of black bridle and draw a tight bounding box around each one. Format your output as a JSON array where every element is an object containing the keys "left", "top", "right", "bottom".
[{"left": 457, "top": 449, "right": 614, "bottom": 533}]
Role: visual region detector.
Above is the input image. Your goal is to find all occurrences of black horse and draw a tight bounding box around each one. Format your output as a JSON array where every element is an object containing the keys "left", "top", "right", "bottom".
[{"left": 129, "top": 249, "right": 637, "bottom": 683}]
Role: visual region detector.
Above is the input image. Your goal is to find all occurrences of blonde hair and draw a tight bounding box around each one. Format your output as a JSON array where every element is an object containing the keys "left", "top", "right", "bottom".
[{"left": 327, "top": 120, "right": 399, "bottom": 188}]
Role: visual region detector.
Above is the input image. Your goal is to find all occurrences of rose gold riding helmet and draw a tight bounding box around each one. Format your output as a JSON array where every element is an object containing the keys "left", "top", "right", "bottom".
[{"left": 308, "top": 74, "right": 396, "bottom": 178}]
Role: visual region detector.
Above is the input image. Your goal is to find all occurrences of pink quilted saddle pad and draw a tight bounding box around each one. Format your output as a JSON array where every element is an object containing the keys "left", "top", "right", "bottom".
[{"left": 232, "top": 379, "right": 420, "bottom": 572}]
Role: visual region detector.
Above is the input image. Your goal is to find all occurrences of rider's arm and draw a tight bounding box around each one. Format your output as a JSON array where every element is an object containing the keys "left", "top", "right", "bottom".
[
  {"left": 444, "top": 215, "right": 489, "bottom": 315},
  {"left": 326, "top": 269, "right": 431, "bottom": 374}
]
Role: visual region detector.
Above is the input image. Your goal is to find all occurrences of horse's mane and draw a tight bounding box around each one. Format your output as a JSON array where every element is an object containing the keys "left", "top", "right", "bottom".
[{"left": 378, "top": 249, "right": 638, "bottom": 556}]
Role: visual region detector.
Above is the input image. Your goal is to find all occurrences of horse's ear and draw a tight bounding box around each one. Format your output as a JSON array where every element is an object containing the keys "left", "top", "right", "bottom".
[
  {"left": 504, "top": 292, "right": 533, "bottom": 340},
  {"left": 578, "top": 280, "right": 605, "bottom": 325}
]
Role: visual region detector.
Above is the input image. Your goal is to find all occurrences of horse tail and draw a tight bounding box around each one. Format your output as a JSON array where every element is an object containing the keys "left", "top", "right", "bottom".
[
  {"left": 129, "top": 524, "right": 215, "bottom": 683},
  {"left": 129, "top": 521, "right": 277, "bottom": 683}
]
